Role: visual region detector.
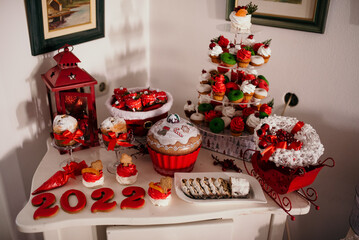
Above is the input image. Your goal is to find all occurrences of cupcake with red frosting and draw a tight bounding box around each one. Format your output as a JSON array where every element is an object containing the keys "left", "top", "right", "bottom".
[
  {"left": 230, "top": 116, "right": 245, "bottom": 136},
  {"left": 81, "top": 160, "right": 104, "bottom": 188},
  {"left": 148, "top": 177, "right": 172, "bottom": 206},
  {"left": 212, "top": 79, "right": 226, "bottom": 101},
  {"left": 237, "top": 48, "right": 252, "bottom": 68},
  {"left": 116, "top": 153, "right": 138, "bottom": 185}
]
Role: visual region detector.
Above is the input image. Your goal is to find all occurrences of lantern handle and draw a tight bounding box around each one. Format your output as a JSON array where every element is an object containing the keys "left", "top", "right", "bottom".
[{"left": 58, "top": 44, "right": 74, "bottom": 53}]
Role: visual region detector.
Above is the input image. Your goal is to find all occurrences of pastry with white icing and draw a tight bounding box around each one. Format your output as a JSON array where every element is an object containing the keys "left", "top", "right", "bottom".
[
  {"left": 100, "top": 117, "right": 128, "bottom": 149},
  {"left": 53, "top": 114, "right": 79, "bottom": 146}
]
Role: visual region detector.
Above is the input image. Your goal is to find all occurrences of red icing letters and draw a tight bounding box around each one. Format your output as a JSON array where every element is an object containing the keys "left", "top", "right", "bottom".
[
  {"left": 91, "top": 187, "right": 117, "bottom": 213},
  {"left": 31, "top": 193, "right": 59, "bottom": 220},
  {"left": 60, "top": 189, "right": 87, "bottom": 213},
  {"left": 120, "top": 186, "right": 145, "bottom": 209}
]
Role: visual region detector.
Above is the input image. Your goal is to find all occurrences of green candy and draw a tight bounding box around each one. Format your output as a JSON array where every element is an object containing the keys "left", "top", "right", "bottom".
[
  {"left": 209, "top": 117, "right": 225, "bottom": 133},
  {"left": 198, "top": 103, "right": 214, "bottom": 113},
  {"left": 259, "top": 112, "right": 269, "bottom": 119},
  {"left": 227, "top": 90, "right": 244, "bottom": 102},
  {"left": 220, "top": 52, "right": 236, "bottom": 65}
]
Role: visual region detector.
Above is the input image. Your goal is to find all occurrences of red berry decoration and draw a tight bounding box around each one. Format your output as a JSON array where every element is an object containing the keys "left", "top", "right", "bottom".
[
  {"left": 209, "top": 42, "right": 216, "bottom": 49},
  {"left": 261, "top": 123, "right": 269, "bottom": 131},
  {"left": 258, "top": 140, "right": 268, "bottom": 149},
  {"left": 212, "top": 154, "right": 242, "bottom": 173},
  {"left": 251, "top": 79, "right": 259, "bottom": 86},
  {"left": 256, "top": 129, "right": 265, "bottom": 138}
]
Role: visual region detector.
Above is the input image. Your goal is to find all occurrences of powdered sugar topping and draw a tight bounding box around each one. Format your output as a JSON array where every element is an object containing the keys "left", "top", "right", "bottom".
[{"left": 253, "top": 115, "right": 325, "bottom": 168}]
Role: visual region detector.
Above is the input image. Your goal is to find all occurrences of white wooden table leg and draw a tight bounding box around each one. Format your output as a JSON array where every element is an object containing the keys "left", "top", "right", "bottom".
[{"left": 267, "top": 214, "right": 287, "bottom": 240}]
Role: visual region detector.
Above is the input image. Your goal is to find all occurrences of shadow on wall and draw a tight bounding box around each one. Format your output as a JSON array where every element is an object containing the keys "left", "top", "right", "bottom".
[
  {"left": 104, "top": 0, "right": 149, "bottom": 94},
  {"left": 0, "top": 54, "right": 54, "bottom": 240},
  {"left": 281, "top": 109, "right": 359, "bottom": 240},
  {"left": 350, "top": 0, "right": 359, "bottom": 25}
]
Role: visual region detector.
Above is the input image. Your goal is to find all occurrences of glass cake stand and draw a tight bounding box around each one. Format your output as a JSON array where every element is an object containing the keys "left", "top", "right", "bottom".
[
  {"left": 98, "top": 132, "right": 135, "bottom": 174},
  {"left": 52, "top": 138, "right": 83, "bottom": 168}
]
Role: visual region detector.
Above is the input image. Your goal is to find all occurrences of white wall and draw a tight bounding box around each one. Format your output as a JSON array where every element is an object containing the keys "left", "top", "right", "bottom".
[
  {"left": 150, "top": 0, "right": 359, "bottom": 239},
  {"left": 1, "top": 0, "right": 359, "bottom": 240},
  {"left": 0, "top": 0, "right": 149, "bottom": 239}
]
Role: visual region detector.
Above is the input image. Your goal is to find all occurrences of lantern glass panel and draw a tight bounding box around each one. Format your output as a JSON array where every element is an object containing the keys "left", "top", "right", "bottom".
[{"left": 59, "top": 87, "right": 95, "bottom": 145}]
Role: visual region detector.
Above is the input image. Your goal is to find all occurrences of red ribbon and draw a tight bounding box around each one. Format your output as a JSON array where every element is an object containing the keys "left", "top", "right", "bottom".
[
  {"left": 54, "top": 129, "right": 85, "bottom": 145},
  {"left": 102, "top": 132, "right": 133, "bottom": 151},
  {"left": 291, "top": 121, "right": 304, "bottom": 134},
  {"left": 260, "top": 121, "right": 304, "bottom": 162}
]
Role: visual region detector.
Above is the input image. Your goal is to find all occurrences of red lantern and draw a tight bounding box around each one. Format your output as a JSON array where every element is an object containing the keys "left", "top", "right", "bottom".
[{"left": 42, "top": 44, "right": 99, "bottom": 147}]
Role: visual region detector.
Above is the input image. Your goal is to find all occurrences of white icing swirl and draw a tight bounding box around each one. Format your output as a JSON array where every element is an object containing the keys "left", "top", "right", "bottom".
[
  {"left": 199, "top": 72, "right": 211, "bottom": 82},
  {"left": 53, "top": 115, "right": 77, "bottom": 132},
  {"left": 198, "top": 94, "right": 212, "bottom": 104},
  {"left": 148, "top": 116, "right": 201, "bottom": 146},
  {"left": 208, "top": 44, "right": 223, "bottom": 57},
  {"left": 250, "top": 55, "right": 264, "bottom": 65},
  {"left": 240, "top": 80, "right": 256, "bottom": 94},
  {"left": 214, "top": 105, "right": 224, "bottom": 112},
  {"left": 258, "top": 45, "right": 271, "bottom": 57},
  {"left": 243, "top": 36, "right": 256, "bottom": 46},
  {"left": 100, "top": 117, "right": 126, "bottom": 132},
  {"left": 229, "top": 12, "right": 252, "bottom": 32},
  {"left": 184, "top": 101, "right": 196, "bottom": 112},
  {"left": 246, "top": 113, "right": 260, "bottom": 128},
  {"left": 245, "top": 67, "right": 258, "bottom": 76},
  {"left": 196, "top": 84, "right": 211, "bottom": 93},
  {"left": 253, "top": 115, "right": 325, "bottom": 168},
  {"left": 190, "top": 113, "right": 204, "bottom": 121},
  {"left": 221, "top": 116, "right": 231, "bottom": 128},
  {"left": 222, "top": 106, "right": 236, "bottom": 118},
  {"left": 229, "top": 44, "right": 241, "bottom": 55},
  {"left": 254, "top": 88, "right": 268, "bottom": 98}
]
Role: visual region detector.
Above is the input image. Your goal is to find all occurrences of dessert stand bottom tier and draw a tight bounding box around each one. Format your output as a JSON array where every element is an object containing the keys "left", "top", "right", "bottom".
[{"left": 199, "top": 129, "right": 256, "bottom": 161}]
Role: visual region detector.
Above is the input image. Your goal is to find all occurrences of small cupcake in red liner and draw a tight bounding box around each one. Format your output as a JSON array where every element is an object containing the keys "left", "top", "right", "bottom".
[
  {"left": 230, "top": 116, "right": 244, "bottom": 136},
  {"left": 116, "top": 153, "right": 138, "bottom": 185},
  {"left": 148, "top": 177, "right": 172, "bottom": 206},
  {"left": 81, "top": 160, "right": 104, "bottom": 188},
  {"left": 147, "top": 113, "right": 202, "bottom": 176}
]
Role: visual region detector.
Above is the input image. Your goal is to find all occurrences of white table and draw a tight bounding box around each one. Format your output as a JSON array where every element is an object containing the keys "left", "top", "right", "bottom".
[{"left": 16, "top": 139, "right": 310, "bottom": 240}]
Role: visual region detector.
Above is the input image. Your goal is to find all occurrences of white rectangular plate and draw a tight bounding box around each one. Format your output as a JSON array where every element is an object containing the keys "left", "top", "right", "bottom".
[{"left": 174, "top": 172, "right": 267, "bottom": 204}]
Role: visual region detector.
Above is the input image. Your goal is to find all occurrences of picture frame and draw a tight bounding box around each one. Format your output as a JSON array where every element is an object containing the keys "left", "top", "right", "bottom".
[
  {"left": 25, "top": 0, "right": 104, "bottom": 56},
  {"left": 226, "top": 0, "right": 330, "bottom": 34}
]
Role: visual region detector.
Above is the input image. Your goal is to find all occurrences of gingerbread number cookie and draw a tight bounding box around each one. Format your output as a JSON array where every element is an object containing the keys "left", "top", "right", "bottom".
[
  {"left": 60, "top": 189, "right": 87, "bottom": 213},
  {"left": 120, "top": 186, "right": 145, "bottom": 209},
  {"left": 31, "top": 193, "right": 59, "bottom": 220},
  {"left": 91, "top": 188, "right": 117, "bottom": 213}
]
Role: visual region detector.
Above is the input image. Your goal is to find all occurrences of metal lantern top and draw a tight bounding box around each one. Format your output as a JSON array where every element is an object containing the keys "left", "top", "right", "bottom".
[{"left": 42, "top": 44, "right": 97, "bottom": 92}]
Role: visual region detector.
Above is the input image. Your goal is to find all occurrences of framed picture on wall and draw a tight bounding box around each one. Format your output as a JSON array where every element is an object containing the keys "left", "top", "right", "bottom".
[
  {"left": 25, "top": 0, "right": 104, "bottom": 56},
  {"left": 226, "top": 0, "right": 330, "bottom": 33}
]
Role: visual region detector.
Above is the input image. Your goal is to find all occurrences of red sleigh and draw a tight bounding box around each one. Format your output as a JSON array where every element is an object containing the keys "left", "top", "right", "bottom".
[{"left": 243, "top": 150, "right": 335, "bottom": 220}]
